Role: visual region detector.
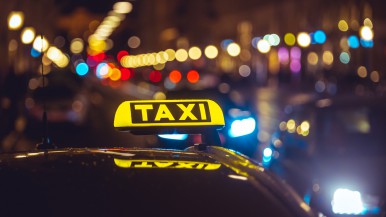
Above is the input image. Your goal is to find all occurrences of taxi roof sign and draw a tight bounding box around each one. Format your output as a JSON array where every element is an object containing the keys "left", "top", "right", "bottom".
[{"left": 114, "top": 99, "right": 225, "bottom": 133}]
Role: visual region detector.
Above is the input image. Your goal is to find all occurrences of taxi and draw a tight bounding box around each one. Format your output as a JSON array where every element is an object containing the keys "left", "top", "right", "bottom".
[{"left": 0, "top": 99, "right": 315, "bottom": 217}]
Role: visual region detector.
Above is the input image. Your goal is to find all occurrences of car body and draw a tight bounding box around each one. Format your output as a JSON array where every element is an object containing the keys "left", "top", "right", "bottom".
[
  {"left": 267, "top": 94, "right": 386, "bottom": 216},
  {"left": 0, "top": 146, "right": 314, "bottom": 217},
  {"left": 0, "top": 98, "right": 315, "bottom": 217}
]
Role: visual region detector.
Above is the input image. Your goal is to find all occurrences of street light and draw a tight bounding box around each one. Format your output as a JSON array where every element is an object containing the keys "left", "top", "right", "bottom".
[{"left": 8, "top": 11, "right": 24, "bottom": 30}]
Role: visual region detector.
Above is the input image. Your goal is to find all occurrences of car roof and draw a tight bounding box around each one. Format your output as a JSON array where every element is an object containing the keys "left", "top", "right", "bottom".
[{"left": 0, "top": 146, "right": 314, "bottom": 217}]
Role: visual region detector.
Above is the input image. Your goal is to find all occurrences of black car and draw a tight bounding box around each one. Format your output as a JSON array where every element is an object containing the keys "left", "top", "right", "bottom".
[
  {"left": 0, "top": 99, "right": 315, "bottom": 217},
  {"left": 267, "top": 94, "right": 386, "bottom": 216}
]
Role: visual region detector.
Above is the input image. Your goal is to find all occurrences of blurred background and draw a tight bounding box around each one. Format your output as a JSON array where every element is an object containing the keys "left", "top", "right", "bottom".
[{"left": 0, "top": 0, "right": 385, "bottom": 160}]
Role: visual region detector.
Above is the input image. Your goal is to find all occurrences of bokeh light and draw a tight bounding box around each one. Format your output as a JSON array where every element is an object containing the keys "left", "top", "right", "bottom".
[
  {"left": 113, "top": 1, "right": 133, "bottom": 14},
  {"left": 257, "top": 39, "right": 271, "bottom": 53},
  {"left": 70, "top": 38, "right": 84, "bottom": 54},
  {"left": 175, "top": 49, "right": 188, "bottom": 62},
  {"left": 357, "top": 66, "right": 367, "bottom": 78},
  {"left": 76, "top": 62, "right": 89, "bottom": 76},
  {"left": 204, "top": 45, "right": 218, "bottom": 59},
  {"left": 165, "top": 49, "right": 176, "bottom": 61},
  {"left": 188, "top": 46, "right": 202, "bottom": 60},
  {"left": 8, "top": 11, "right": 24, "bottom": 30},
  {"left": 169, "top": 70, "right": 182, "bottom": 83},
  {"left": 338, "top": 20, "right": 349, "bottom": 31},
  {"left": 370, "top": 71, "right": 380, "bottom": 82},
  {"left": 284, "top": 33, "right": 296, "bottom": 46},
  {"left": 128, "top": 36, "right": 141, "bottom": 48},
  {"left": 120, "top": 68, "right": 132, "bottom": 80},
  {"left": 187, "top": 70, "right": 200, "bottom": 83},
  {"left": 339, "top": 52, "right": 350, "bottom": 64},
  {"left": 110, "top": 68, "right": 122, "bottom": 81},
  {"left": 360, "top": 26, "right": 374, "bottom": 41},
  {"left": 322, "top": 51, "right": 334, "bottom": 66},
  {"left": 227, "top": 42, "right": 241, "bottom": 57},
  {"left": 348, "top": 35, "right": 360, "bottom": 48},
  {"left": 239, "top": 65, "right": 251, "bottom": 77},
  {"left": 307, "top": 52, "right": 318, "bottom": 65},
  {"left": 149, "top": 70, "right": 162, "bottom": 83},
  {"left": 297, "top": 32, "right": 311, "bottom": 47},
  {"left": 313, "top": 30, "right": 326, "bottom": 44},
  {"left": 363, "top": 18, "right": 373, "bottom": 29},
  {"left": 21, "top": 27, "right": 35, "bottom": 44},
  {"left": 33, "top": 35, "right": 49, "bottom": 52}
]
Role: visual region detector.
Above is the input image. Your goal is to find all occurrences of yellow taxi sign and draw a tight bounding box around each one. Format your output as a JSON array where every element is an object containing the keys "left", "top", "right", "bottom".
[{"left": 114, "top": 99, "right": 225, "bottom": 132}]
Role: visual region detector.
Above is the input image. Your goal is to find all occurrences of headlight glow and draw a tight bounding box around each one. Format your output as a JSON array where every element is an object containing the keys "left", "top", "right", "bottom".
[
  {"left": 228, "top": 117, "right": 256, "bottom": 138},
  {"left": 331, "top": 188, "right": 364, "bottom": 215}
]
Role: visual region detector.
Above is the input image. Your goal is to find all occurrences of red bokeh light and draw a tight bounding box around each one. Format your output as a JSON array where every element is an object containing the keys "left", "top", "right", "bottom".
[
  {"left": 149, "top": 70, "right": 162, "bottom": 83},
  {"left": 120, "top": 68, "right": 132, "bottom": 80},
  {"left": 117, "top": 50, "right": 129, "bottom": 62}
]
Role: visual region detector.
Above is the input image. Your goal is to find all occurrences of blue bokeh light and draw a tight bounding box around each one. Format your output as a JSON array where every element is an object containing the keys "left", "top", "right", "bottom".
[
  {"left": 360, "top": 39, "right": 374, "bottom": 48},
  {"left": 76, "top": 62, "right": 89, "bottom": 76},
  {"left": 30, "top": 48, "right": 41, "bottom": 58},
  {"left": 348, "top": 35, "right": 360, "bottom": 48},
  {"left": 313, "top": 30, "right": 326, "bottom": 44}
]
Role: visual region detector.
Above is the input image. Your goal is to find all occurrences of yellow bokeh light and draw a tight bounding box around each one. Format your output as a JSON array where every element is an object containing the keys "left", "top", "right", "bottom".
[
  {"left": 70, "top": 38, "right": 84, "bottom": 54},
  {"left": 322, "top": 51, "right": 334, "bottom": 66},
  {"left": 227, "top": 42, "right": 241, "bottom": 57},
  {"left": 156, "top": 51, "right": 168, "bottom": 64},
  {"left": 188, "top": 46, "right": 202, "bottom": 60},
  {"left": 21, "top": 27, "right": 35, "bottom": 44},
  {"left": 165, "top": 49, "right": 176, "bottom": 61},
  {"left": 113, "top": 1, "right": 133, "bottom": 14},
  {"left": 338, "top": 20, "right": 349, "bottom": 31},
  {"left": 357, "top": 66, "right": 367, "bottom": 78},
  {"left": 284, "top": 33, "right": 296, "bottom": 46},
  {"left": 360, "top": 26, "right": 374, "bottom": 41},
  {"left": 153, "top": 63, "right": 165, "bottom": 70},
  {"left": 287, "top": 119, "right": 296, "bottom": 133},
  {"left": 257, "top": 39, "right": 271, "bottom": 53},
  {"left": 307, "top": 52, "right": 318, "bottom": 65},
  {"left": 204, "top": 45, "right": 218, "bottom": 59},
  {"left": 175, "top": 49, "right": 188, "bottom": 62},
  {"left": 8, "top": 11, "right": 24, "bottom": 30},
  {"left": 47, "top": 46, "right": 62, "bottom": 62},
  {"left": 364, "top": 18, "right": 373, "bottom": 29},
  {"left": 153, "top": 92, "right": 167, "bottom": 100},
  {"left": 297, "top": 32, "right": 311, "bottom": 47},
  {"left": 33, "top": 35, "right": 49, "bottom": 52},
  {"left": 300, "top": 121, "right": 310, "bottom": 132}
]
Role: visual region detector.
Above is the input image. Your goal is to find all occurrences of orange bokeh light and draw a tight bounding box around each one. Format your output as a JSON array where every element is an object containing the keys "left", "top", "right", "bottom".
[
  {"left": 169, "top": 70, "right": 182, "bottom": 83},
  {"left": 187, "top": 70, "right": 200, "bottom": 83}
]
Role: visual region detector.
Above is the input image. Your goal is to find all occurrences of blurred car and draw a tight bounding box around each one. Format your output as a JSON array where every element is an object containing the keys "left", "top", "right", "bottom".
[
  {"left": 25, "top": 70, "right": 89, "bottom": 126},
  {"left": 267, "top": 94, "right": 386, "bottom": 216},
  {"left": 0, "top": 99, "right": 315, "bottom": 217}
]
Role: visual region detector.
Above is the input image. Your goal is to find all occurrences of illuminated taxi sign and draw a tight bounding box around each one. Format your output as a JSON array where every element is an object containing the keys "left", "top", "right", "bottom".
[
  {"left": 114, "top": 99, "right": 225, "bottom": 131},
  {"left": 114, "top": 159, "right": 221, "bottom": 170}
]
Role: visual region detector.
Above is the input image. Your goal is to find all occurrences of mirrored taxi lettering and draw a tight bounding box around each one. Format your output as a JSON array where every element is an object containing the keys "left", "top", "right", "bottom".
[
  {"left": 131, "top": 102, "right": 210, "bottom": 123},
  {"left": 114, "top": 159, "right": 221, "bottom": 170}
]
